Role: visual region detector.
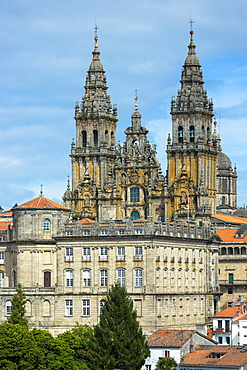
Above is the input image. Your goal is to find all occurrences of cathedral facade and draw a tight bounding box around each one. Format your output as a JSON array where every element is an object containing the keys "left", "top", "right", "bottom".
[
  {"left": 63, "top": 30, "right": 237, "bottom": 224},
  {"left": 0, "top": 29, "right": 239, "bottom": 335}
]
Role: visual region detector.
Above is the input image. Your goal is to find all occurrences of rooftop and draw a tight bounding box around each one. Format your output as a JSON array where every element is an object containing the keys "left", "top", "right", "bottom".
[{"left": 14, "top": 196, "right": 69, "bottom": 210}]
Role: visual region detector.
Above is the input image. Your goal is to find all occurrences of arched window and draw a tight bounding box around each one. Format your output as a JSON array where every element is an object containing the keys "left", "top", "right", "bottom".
[
  {"left": 228, "top": 247, "right": 233, "bottom": 255},
  {"left": 189, "top": 125, "right": 195, "bottom": 143},
  {"left": 105, "top": 130, "right": 108, "bottom": 144},
  {"left": 221, "top": 247, "right": 226, "bottom": 255},
  {"left": 93, "top": 130, "right": 98, "bottom": 146},
  {"left": 131, "top": 211, "right": 140, "bottom": 221},
  {"left": 135, "top": 269, "right": 143, "bottom": 287},
  {"left": 222, "top": 196, "right": 226, "bottom": 205},
  {"left": 178, "top": 126, "right": 183, "bottom": 143},
  {"left": 0, "top": 271, "right": 4, "bottom": 287},
  {"left": 65, "top": 270, "right": 73, "bottom": 287},
  {"left": 44, "top": 271, "right": 51, "bottom": 287},
  {"left": 130, "top": 187, "right": 140, "bottom": 202},
  {"left": 43, "top": 300, "right": 51, "bottom": 316},
  {"left": 43, "top": 219, "right": 50, "bottom": 231},
  {"left": 83, "top": 270, "right": 91, "bottom": 287},
  {"left": 207, "top": 127, "right": 210, "bottom": 140},
  {"left": 111, "top": 131, "right": 114, "bottom": 145},
  {"left": 117, "top": 269, "right": 125, "bottom": 286},
  {"left": 26, "top": 300, "right": 32, "bottom": 316},
  {"left": 234, "top": 247, "right": 240, "bottom": 255},
  {"left": 6, "top": 300, "right": 11, "bottom": 316},
  {"left": 241, "top": 247, "right": 246, "bottom": 255},
  {"left": 201, "top": 125, "right": 205, "bottom": 138},
  {"left": 82, "top": 130, "right": 87, "bottom": 147}
]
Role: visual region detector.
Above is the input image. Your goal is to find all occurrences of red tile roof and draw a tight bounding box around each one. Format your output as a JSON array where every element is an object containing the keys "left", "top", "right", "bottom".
[
  {"left": 213, "top": 306, "right": 242, "bottom": 318},
  {"left": 216, "top": 228, "right": 247, "bottom": 242},
  {"left": 212, "top": 214, "right": 247, "bottom": 225},
  {"left": 181, "top": 345, "right": 247, "bottom": 367},
  {"left": 0, "top": 221, "right": 12, "bottom": 230},
  {"left": 148, "top": 330, "right": 196, "bottom": 348},
  {"left": 78, "top": 218, "right": 95, "bottom": 224},
  {"left": 14, "top": 196, "right": 69, "bottom": 210}
]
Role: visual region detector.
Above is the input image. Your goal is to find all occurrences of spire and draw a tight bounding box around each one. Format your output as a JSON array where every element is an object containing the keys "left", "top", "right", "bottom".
[
  {"left": 131, "top": 90, "right": 141, "bottom": 131},
  {"left": 80, "top": 28, "right": 117, "bottom": 117},
  {"left": 171, "top": 28, "right": 213, "bottom": 115}
]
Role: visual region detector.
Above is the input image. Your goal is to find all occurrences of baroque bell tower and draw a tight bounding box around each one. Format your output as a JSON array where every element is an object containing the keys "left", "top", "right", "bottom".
[
  {"left": 63, "top": 29, "right": 118, "bottom": 219},
  {"left": 166, "top": 29, "right": 220, "bottom": 222}
]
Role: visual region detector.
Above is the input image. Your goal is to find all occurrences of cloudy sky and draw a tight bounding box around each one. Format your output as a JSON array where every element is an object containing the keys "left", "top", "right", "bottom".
[{"left": 0, "top": 0, "right": 247, "bottom": 210}]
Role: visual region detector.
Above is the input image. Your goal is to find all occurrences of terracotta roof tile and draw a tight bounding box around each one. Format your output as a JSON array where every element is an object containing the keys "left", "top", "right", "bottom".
[
  {"left": 78, "top": 218, "right": 95, "bottom": 224},
  {"left": 213, "top": 306, "right": 241, "bottom": 318},
  {"left": 14, "top": 196, "right": 69, "bottom": 210},
  {"left": 212, "top": 214, "right": 247, "bottom": 225},
  {"left": 216, "top": 228, "right": 247, "bottom": 242},
  {"left": 0, "top": 221, "right": 12, "bottom": 230},
  {"left": 181, "top": 345, "right": 247, "bottom": 367},
  {"left": 148, "top": 330, "right": 195, "bottom": 348}
]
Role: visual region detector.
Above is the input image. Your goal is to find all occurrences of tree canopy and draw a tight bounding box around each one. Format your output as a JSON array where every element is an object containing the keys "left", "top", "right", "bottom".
[
  {"left": 155, "top": 357, "right": 178, "bottom": 370},
  {"left": 7, "top": 283, "right": 28, "bottom": 328},
  {"left": 89, "top": 282, "right": 149, "bottom": 370}
]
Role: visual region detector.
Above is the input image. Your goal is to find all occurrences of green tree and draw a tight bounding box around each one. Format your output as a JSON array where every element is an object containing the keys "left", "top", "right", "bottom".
[
  {"left": 0, "top": 323, "right": 41, "bottom": 369},
  {"left": 89, "top": 283, "right": 149, "bottom": 370},
  {"left": 155, "top": 357, "right": 178, "bottom": 370},
  {"left": 7, "top": 283, "right": 28, "bottom": 327},
  {"left": 58, "top": 324, "right": 93, "bottom": 365}
]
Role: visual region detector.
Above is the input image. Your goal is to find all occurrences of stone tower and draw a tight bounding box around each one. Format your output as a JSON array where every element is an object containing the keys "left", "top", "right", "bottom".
[
  {"left": 114, "top": 96, "right": 166, "bottom": 220},
  {"left": 166, "top": 30, "right": 220, "bottom": 223},
  {"left": 63, "top": 32, "right": 118, "bottom": 220}
]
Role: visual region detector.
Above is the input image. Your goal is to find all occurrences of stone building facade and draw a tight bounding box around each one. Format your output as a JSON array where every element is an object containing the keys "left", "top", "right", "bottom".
[{"left": 0, "top": 200, "right": 219, "bottom": 335}]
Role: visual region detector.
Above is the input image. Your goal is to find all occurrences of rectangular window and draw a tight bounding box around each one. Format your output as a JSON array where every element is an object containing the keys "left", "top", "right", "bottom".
[
  {"left": 83, "top": 248, "right": 90, "bottom": 261},
  {"left": 101, "top": 230, "right": 108, "bottom": 235},
  {"left": 100, "top": 247, "right": 108, "bottom": 261},
  {"left": 66, "top": 230, "right": 73, "bottom": 236},
  {"left": 0, "top": 252, "right": 4, "bottom": 264},
  {"left": 134, "top": 246, "right": 142, "bottom": 260},
  {"left": 65, "top": 270, "right": 73, "bottom": 287},
  {"left": 65, "top": 300, "right": 73, "bottom": 316},
  {"left": 82, "top": 299, "right": 90, "bottom": 316},
  {"left": 164, "top": 350, "right": 170, "bottom": 358},
  {"left": 117, "top": 246, "right": 125, "bottom": 261},
  {"left": 228, "top": 287, "right": 233, "bottom": 294},
  {"left": 135, "top": 229, "right": 143, "bottom": 235},
  {"left": 117, "top": 269, "right": 125, "bottom": 286},
  {"left": 118, "top": 230, "right": 125, "bottom": 235},
  {"left": 65, "top": 248, "right": 73, "bottom": 262},
  {"left": 218, "top": 320, "right": 222, "bottom": 329},
  {"left": 135, "top": 269, "right": 143, "bottom": 287},
  {"left": 226, "top": 336, "right": 230, "bottom": 344},
  {"left": 130, "top": 187, "right": 140, "bottom": 202},
  {"left": 100, "top": 270, "right": 108, "bottom": 286},
  {"left": 228, "top": 273, "right": 234, "bottom": 284},
  {"left": 83, "top": 230, "right": 90, "bottom": 236},
  {"left": 218, "top": 336, "right": 223, "bottom": 344},
  {"left": 83, "top": 270, "right": 91, "bottom": 287}
]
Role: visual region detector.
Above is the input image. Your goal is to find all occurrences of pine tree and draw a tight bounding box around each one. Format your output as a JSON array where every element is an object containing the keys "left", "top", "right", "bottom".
[
  {"left": 89, "top": 283, "right": 150, "bottom": 370},
  {"left": 7, "top": 283, "right": 28, "bottom": 328}
]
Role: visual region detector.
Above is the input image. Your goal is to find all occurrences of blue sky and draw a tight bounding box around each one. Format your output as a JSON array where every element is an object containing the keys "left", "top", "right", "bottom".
[{"left": 1, "top": 0, "right": 247, "bottom": 209}]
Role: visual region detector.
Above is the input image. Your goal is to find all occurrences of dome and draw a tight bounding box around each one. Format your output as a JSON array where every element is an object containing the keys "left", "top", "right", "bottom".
[{"left": 217, "top": 152, "right": 232, "bottom": 171}]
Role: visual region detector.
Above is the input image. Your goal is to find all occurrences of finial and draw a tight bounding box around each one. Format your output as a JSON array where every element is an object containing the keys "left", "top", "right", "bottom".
[
  {"left": 67, "top": 176, "right": 70, "bottom": 190},
  {"left": 134, "top": 89, "right": 138, "bottom": 111},
  {"left": 189, "top": 15, "right": 195, "bottom": 35},
  {"left": 213, "top": 120, "right": 217, "bottom": 133},
  {"left": 94, "top": 24, "right": 99, "bottom": 47},
  {"left": 40, "top": 184, "right": 43, "bottom": 197}
]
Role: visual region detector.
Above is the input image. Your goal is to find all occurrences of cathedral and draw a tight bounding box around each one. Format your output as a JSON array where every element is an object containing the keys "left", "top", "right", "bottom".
[
  {"left": 63, "top": 29, "right": 237, "bottom": 224},
  {"left": 0, "top": 28, "right": 239, "bottom": 335}
]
